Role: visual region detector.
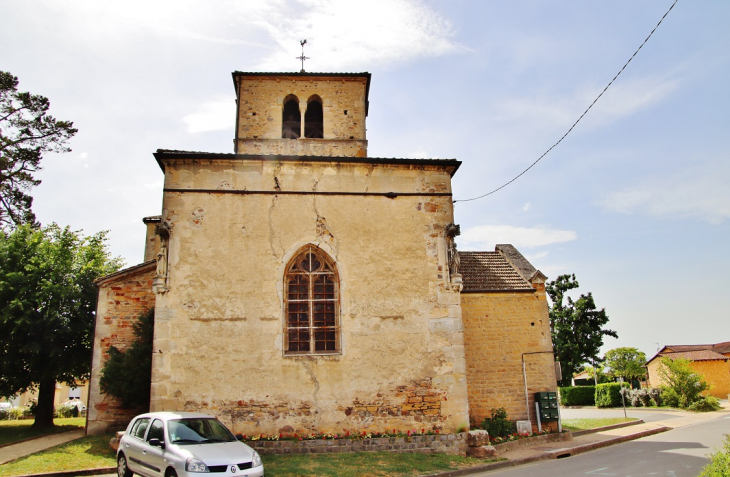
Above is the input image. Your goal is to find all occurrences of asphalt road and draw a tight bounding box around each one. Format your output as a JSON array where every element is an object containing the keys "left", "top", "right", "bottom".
[{"left": 469, "top": 413, "right": 730, "bottom": 477}]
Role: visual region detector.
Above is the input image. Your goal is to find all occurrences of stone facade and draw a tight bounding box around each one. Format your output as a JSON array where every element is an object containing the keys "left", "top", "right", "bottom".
[
  {"left": 149, "top": 152, "right": 468, "bottom": 436},
  {"left": 234, "top": 72, "right": 369, "bottom": 157},
  {"left": 87, "top": 70, "right": 558, "bottom": 441},
  {"left": 87, "top": 262, "right": 156, "bottom": 435}
]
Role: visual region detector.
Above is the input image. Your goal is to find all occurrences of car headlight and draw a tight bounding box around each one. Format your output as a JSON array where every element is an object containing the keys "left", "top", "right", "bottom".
[
  {"left": 252, "top": 450, "right": 262, "bottom": 467},
  {"left": 186, "top": 457, "right": 209, "bottom": 472}
]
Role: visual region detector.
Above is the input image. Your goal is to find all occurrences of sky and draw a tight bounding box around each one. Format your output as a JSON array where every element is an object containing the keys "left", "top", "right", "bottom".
[{"left": 2, "top": 0, "right": 728, "bottom": 361}]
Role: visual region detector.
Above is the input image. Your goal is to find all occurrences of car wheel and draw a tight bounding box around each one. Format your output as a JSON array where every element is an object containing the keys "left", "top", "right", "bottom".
[
  {"left": 117, "top": 454, "right": 133, "bottom": 477},
  {"left": 165, "top": 469, "right": 178, "bottom": 477}
]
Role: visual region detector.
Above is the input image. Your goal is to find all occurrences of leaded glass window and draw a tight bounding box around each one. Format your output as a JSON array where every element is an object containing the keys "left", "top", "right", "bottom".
[{"left": 284, "top": 245, "right": 340, "bottom": 355}]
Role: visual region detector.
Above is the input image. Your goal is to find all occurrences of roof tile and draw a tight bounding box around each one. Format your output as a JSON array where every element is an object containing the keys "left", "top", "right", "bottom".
[{"left": 459, "top": 251, "right": 534, "bottom": 292}]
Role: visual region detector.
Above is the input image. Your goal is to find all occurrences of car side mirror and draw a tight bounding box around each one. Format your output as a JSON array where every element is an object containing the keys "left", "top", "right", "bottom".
[
  {"left": 149, "top": 438, "right": 165, "bottom": 449},
  {"left": 235, "top": 434, "right": 244, "bottom": 441}
]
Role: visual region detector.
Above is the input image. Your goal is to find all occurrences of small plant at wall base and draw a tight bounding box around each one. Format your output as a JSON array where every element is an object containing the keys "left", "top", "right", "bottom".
[
  {"left": 99, "top": 309, "right": 154, "bottom": 409},
  {"left": 478, "top": 408, "right": 515, "bottom": 438}
]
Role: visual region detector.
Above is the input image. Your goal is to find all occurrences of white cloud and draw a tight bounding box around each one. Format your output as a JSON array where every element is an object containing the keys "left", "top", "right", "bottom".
[
  {"left": 489, "top": 73, "right": 681, "bottom": 131},
  {"left": 250, "top": 0, "right": 467, "bottom": 71},
  {"left": 182, "top": 98, "right": 236, "bottom": 133},
  {"left": 78, "top": 152, "right": 89, "bottom": 160},
  {"left": 459, "top": 224, "right": 577, "bottom": 250},
  {"left": 525, "top": 251, "right": 548, "bottom": 261},
  {"left": 598, "top": 159, "right": 730, "bottom": 224}
]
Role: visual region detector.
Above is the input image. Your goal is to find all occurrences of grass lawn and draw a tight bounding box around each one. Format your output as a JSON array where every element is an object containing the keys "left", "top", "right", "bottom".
[
  {"left": 262, "top": 452, "right": 497, "bottom": 477},
  {"left": 0, "top": 435, "right": 115, "bottom": 477},
  {"left": 562, "top": 417, "right": 638, "bottom": 431},
  {"left": 0, "top": 418, "right": 86, "bottom": 447},
  {"left": 0, "top": 437, "right": 496, "bottom": 477}
]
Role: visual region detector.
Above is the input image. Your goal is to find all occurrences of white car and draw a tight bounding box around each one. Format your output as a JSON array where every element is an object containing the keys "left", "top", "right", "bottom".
[{"left": 117, "top": 411, "right": 264, "bottom": 477}]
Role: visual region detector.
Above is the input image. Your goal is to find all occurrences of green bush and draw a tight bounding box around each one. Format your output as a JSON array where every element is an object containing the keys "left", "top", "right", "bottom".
[
  {"left": 55, "top": 403, "right": 76, "bottom": 418},
  {"left": 699, "top": 434, "right": 730, "bottom": 477},
  {"left": 559, "top": 386, "right": 595, "bottom": 406},
  {"left": 688, "top": 396, "right": 721, "bottom": 413},
  {"left": 657, "top": 357, "right": 709, "bottom": 409},
  {"left": 479, "top": 408, "right": 515, "bottom": 438},
  {"left": 22, "top": 399, "right": 37, "bottom": 417},
  {"left": 595, "top": 383, "right": 623, "bottom": 407}
]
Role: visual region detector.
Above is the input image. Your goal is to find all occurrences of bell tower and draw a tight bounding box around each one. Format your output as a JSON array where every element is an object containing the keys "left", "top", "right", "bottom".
[{"left": 232, "top": 72, "right": 371, "bottom": 157}]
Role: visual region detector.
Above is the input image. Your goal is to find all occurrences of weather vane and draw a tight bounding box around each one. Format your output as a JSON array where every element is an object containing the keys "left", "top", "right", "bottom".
[{"left": 296, "top": 39, "right": 309, "bottom": 73}]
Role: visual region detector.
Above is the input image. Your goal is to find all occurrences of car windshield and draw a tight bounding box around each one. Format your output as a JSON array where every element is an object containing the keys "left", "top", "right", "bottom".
[{"left": 168, "top": 418, "right": 237, "bottom": 444}]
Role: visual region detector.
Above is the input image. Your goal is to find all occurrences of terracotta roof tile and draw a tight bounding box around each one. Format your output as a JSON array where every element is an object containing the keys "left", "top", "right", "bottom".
[
  {"left": 659, "top": 350, "right": 729, "bottom": 362},
  {"left": 459, "top": 251, "right": 534, "bottom": 292},
  {"left": 712, "top": 341, "right": 730, "bottom": 354}
]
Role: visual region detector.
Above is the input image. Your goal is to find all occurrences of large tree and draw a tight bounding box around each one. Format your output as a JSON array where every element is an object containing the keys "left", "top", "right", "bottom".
[
  {"left": 604, "top": 347, "right": 647, "bottom": 382},
  {"left": 0, "top": 71, "right": 77, "bottom": 227},
  {"left": 0, "top": 224, "right": 122, "bottom": 427},
  {"left": 547, "top": 274, "right": 617, "bottom": 387}
]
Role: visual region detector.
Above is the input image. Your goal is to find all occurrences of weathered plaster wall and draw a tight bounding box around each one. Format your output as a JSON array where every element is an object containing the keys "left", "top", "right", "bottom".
[
  {"left": 151, "top": 157, "right": 469, "bottom": 436},
  {"left": 235, "top": 75, "right": 368, "bottom": 157},
  {"left": 87, "top": 264, "right": 156, "bottom": 435},
  {"left": 647, "top": 359, "right": 730, "bottom": 398},
  {"left": 461, "top": 287, "right": 556, "bottom": 427}
]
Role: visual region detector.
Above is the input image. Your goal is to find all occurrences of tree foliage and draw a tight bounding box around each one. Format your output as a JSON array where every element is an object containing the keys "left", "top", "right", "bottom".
[
  {"left": 99, "top": 309, "right": 154, "bottom": 410},
  {"left": 547, "top": 274, "right": 617, "bottom": 387},
  {"left": 657, "top": 357, "right": 709, "bottom": 409},
  {"left": 0, "top": 224, "right": 122, "bottom": 427},
  {"left": 0, "top": 71, "right": 77, "bottom": 227},
  {"left": 604, "top": 347, "right": 647, "bottom": 382}
]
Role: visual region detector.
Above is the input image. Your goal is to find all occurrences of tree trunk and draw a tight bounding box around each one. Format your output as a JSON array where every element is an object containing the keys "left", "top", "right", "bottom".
[{"left": 32, "top": 377, "right": 56, "bottom": 428}]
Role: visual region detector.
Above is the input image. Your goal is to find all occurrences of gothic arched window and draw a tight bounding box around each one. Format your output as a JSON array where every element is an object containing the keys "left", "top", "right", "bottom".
[
  {"left": 304, "top": 95, "right": 323, "bottom": 138},
  {"left": 282, "top": 95, "right": 300, "bottom": 139},
  {"left": 284, "top": 245, "right": 340, "bottom": 355}
]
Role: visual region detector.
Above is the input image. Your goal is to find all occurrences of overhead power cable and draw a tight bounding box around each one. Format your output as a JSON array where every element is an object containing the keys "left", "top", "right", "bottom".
[{"left": 454, "top": 0, "right": 679, "bottom": 204}]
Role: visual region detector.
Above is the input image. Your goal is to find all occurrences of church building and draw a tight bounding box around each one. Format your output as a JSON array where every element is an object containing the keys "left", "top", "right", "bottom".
[{"left": 87, "top": 70, "right": 558, "bottom": 437}]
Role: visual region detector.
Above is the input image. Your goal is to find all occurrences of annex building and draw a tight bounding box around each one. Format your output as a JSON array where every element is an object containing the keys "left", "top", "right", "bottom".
[{"left": 87, "top": 71, "right": 558, "bottom": 437}]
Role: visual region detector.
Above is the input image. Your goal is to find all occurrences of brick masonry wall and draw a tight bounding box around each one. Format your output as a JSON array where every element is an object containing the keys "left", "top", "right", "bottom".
[
  {"left": 246, "top": 433, "right": 467, "bottom": 456},
  {"left": 461, "top": 287, "right": 558, "bottom": 430},
  {"left": 87, "top": 264, "right": 156, "bottom": 435}
]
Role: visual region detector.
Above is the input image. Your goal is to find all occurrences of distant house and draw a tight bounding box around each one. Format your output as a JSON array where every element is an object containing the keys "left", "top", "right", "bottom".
[
  {"left": 572, "top": 370, "right": 594, "bottom": 386},
  {"left": 646, "top": 342, "right": 730, "bottom": 398}
]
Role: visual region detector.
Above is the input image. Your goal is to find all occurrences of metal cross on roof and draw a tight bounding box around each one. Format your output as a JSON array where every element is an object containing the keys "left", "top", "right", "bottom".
[{"left": 296, "top": 39, "right": 309, "bottom": 73}]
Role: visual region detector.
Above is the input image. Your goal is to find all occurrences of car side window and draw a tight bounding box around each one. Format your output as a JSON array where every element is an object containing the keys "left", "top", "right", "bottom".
[
  {"left": 132, "top": 418, "right": 151, "bottom": 439},
  {"left": 147, "top": 419, "right": 164, "bottom": 442}
]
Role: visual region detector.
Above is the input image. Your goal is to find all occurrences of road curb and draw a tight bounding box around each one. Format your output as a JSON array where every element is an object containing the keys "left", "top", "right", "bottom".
[
  {"left": 424, "top": 425, "right": 672, "bottom": 477},
  {"left": 546, "top": 426, "right": 672, "bottom": 459}
]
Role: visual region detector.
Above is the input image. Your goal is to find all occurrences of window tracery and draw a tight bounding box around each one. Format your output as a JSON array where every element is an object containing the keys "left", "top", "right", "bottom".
[{"left": 284, "top": 245, "right": 340, "bottom": 355}]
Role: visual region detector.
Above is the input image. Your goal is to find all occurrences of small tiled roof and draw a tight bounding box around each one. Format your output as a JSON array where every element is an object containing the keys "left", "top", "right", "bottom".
[
  {"left": 663, "top": 344, "right": 713, "bottom": 352},
  {"left": 459, "top": 251, "right": 534, "bottom": 292},
  {"left": 712, "top": 341, "right": 730, "bottom": 354},
  {"left": 659, "top": 350, "right": 729, "bottom": 362},
  {"left": 94, "top": 260, "right": 155, "bottom": 286}
]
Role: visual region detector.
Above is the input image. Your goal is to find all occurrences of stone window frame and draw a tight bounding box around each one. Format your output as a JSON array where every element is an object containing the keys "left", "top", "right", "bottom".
[
  {"left": 282, "top": 94, "right": 301, "bottom": 139},
  {"left": 304, "top": 95, "right": 324, "bottom": 139},
  {"left": 283, "top": 244, "right": 341, "bottom": 356},
  {"left": 281, "top": 94, "right": 325, "bottom": 140}
]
